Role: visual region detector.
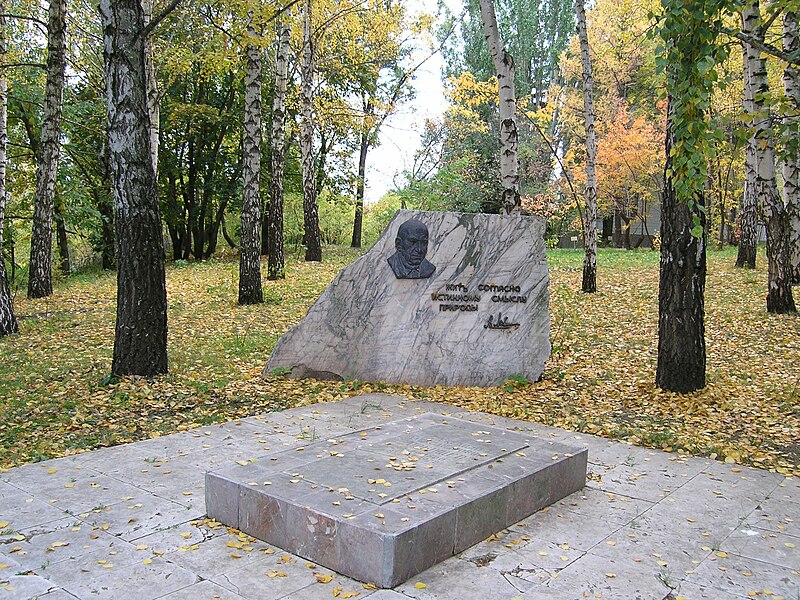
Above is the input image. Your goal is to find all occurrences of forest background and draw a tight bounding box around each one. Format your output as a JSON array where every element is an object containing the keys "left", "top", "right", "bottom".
[{"left": 0, "top": 0, "right": 798, "bottom": 475}]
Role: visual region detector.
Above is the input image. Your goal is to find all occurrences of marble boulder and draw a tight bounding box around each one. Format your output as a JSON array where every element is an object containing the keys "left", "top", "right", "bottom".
[{"left": 264, "top": 209, "right": 550, "bottom": 387}]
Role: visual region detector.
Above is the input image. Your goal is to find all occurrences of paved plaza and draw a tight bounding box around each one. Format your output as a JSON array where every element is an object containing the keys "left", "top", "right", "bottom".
[{"left": 1, "top": 394, "right": 798, "bottom": 599}]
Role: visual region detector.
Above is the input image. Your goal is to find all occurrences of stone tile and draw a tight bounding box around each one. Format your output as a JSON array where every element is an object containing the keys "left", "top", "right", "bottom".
[
  {"left": 163, "top": 530, "right": 277, "bottom": 579},
  {"left": 395, "top": 556, "right": 536, "bottom": 599},
  {"left": 544, "top": 487, "right": 654, "bottom": 525},
  {"left": 0, "top": 574, "right": 57, "bottom": 598},
  {"left": 211, "top": 551, "right": 320, "bottom": 599},
  {"left": 156, "top": 579, "right": 248, "bottom": 599},
  {"left": 35, "top": 540, "right": 142, "bottom": 594},
  {"left": 2, "top": 517, "right": 128, "bottom": 573},
  {"left": 723, "top": 526, "right": 800, "bottom": 571},
  {"left": 0, "top": 490, "right": 69, "bottom": 534},
  {"left": 587, "top": 460, "right": 698, "bottom": 503},
  {"left": 55, "top": 557, "right": 197, "bottom": 600},
  {"left": 673, "top": 581, "right": 750, "bottom": 600},
  {"left": 128, "top": 521, "right": 222, "bottom": 557},
  {"left": 545, "top": 551, "right": 680, "bottom": 600},
  {"left": 0, "top": 459, "right": 101, "bottom": 494},
  {"left": 511, "top": 504, "right": 625, "bottom": 552},
  {"left": 742, "top": 495, "right": 800, "bottom": 538},
  {"left": 683, "top": 552, "right": 800, "bottom": 598},
  {"left": 36, "top": 589, "right": 81, "bottom": 599},
  {"left": 588, "top": 527, "right": 711, "bottom": 580}
]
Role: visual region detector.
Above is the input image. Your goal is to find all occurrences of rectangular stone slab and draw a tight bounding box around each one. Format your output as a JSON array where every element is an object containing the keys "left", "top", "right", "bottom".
[{"left": 205, "top": 413, "right": 587, "bottom": 588}]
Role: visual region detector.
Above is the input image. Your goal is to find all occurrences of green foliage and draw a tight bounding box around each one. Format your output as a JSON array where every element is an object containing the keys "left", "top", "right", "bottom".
[{"left": 655, "top": 0, "right": 731, "bottom": 206}]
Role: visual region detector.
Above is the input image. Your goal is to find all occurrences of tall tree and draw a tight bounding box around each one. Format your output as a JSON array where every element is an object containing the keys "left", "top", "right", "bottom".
[
  {"left": 736, "top": 25, "right": 758, "bottom": 269},
  {"left": 267, "top": 13, "right": 290, "bottom": 280},
  {"left": 574, "top": 0, "right": 597, "bottom": 293},
  {"left": 655, "top": 0, "right": 728, "bottom": 392},
  {"left": 783, "top": 8, "right": 800, "bottom": 283},
  {"left": 0, "top": 6, "right": 18, "bottom": 336},
  {"left": 238, "top": 25, "right": 263, "bottom": 305},
  {"left": 300, "top": 0, "right": 321, "bottom": 261},
  {"left": 27, "top": 0, "right": 66, "bottom": 299},
  {"left": 742, "top": 0, "right": 795, "bottom": 313},
  {"left": 478, "top": 0, "right": 520, "bottom": 214},
  {"left": 100, "top": 0, "right": 168, "bottom": 376}
]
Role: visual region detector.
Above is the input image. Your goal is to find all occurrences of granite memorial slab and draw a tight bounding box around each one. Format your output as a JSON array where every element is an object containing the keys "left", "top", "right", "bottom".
[
  {"left": 205, "top": 412, "right": 587, "bottom": 588},
  {"left": 264, "top": 210, "right": 550, "bottom": 387}
]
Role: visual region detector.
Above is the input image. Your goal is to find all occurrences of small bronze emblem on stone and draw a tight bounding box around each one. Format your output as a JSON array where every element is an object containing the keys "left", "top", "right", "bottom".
[{"left": 387, "top": 219, "right": 436, "bottom": 279}]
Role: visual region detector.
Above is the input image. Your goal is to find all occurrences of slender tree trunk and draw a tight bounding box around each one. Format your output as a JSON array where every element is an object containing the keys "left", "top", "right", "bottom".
[
  {"left": 575, "top": 0, "right": 597, "bottom": 292},
  {"left": 100, "top": 0, "right": 168, "bottom": 376},
  {"left": 744, "top": 1, "right": 795, "bottom": 313},
  {"left": 0, "top": 7, "right": 18, "bottom": 336},
  {"left": 300, "top": 0, "right": 321, "bottom": 262},
  {"left": 478, "top": 0, "right": 520, "bottom": 214},
  {"left": 737, "top": 15, "right": 758, "bottom": 269},
  {"left": 351, "top": 124, "right": 368, "bottom": 249},
  {"left": 268, "top": 14, "right": 290, "bottom": 280},
  {"left": 143, "top": 0, "right": 159, "bottom": 175},
  {"left": 783, "top": 9, "right": 800, "bottom": 284},
  {"left": 28, "top": 0, "right": 66, "bottom": 299},
  {"left": 238, "top": 29, "right": 263, "bottom": 305},
  {"left": 54, "top": 189, "right": 69, "bottom": 274},
  {"left": 656, "top": 104, "right": 707, "bottom": 392}
]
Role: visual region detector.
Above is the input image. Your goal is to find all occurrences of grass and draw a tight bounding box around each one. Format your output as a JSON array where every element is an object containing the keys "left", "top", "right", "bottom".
[{"left": 0, "top": 245, "right": 798, "bottom": 477}]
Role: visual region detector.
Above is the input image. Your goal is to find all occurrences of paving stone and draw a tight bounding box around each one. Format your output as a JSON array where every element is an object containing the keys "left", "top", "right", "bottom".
[
  {"left": 0, "top": 574, "right": 57, "bottom": 599},
  {"left": 128, "top": 521, "right": 221, "bottom": 556},
  {"left": 682, "top": 551, "right": 800, "bottom": 598},
  {"left": 588, "top": 460, "right": 698, "bottom": 503},
  {"left": 544, "top": 551, "right": 679, "bottom": 600},
  {"left": 673, "top": 581, "right": 749, "bottom": 600},
  {"left": 394, "top": 556, "right": 536, "bottom": 599},
  {"left": 0, "top": 490, "right": 70, "bottom": 534},
  {"left": 163, "top": 530, "right": 277, "bottom": 578},
  {"left": 742, "top": 495, "right": 800, "bottom": 538},
  {"left": 723, "top": 525, "right": 800, "bottom": 571},
  {"left": 155, "top": 579, "right": 248, "bottom": 600},
  {"left": 53, "top": 556, "right": 197, "bottom": 600},
  {"left": 1, "top": 517, "right": 126, "bottom": 573},
  {"left": 36, "top": 589, "right": 81, "bottom": 599},
  {"left": 210, "top": 551, "right": 322, "bottom": 599},
  {"left": 511, "top": 503, "right": 626, "bottom": 552}
]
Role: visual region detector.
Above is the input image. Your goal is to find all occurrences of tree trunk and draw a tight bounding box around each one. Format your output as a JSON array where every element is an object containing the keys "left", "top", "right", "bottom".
[
  {"left": 478, "top": 0, "right": 520, "bottom": 214},
  {"left": 0, "top": 6, "right": 18, "bottom": 336},
  {"left": 783, "top": 10, "right": 800, "bottom": 284},
  {"left": 656, "top": 109, "right": 707, "bottom": 393},
  {"left": 268, "top": 14, "right": 290, "bottom": 280},
  {"left": 100, "top": 0, "right": 168, "bottom": 376},
  {"left": 300, "top": 0, "right": 321, "bottom": 262},
  {"left": 28, "top": 0, "right": 66, "bottom": 299},
  {"left": 54, "top": 189, "right": 69, "bottom": 274},
  {"left": 574, "top": 0, "right": 597, "bottom": 292},
  {"left": 744, "top": 1, "right": 795, "bottom": 313},
  {"left": 351, "top": 125, "right": 368, "bottom": 249},
  {"left": 143, "top": 0, "right": 159, "bottom": 175},
  {"left": 238, "top": 30, "right": 263, "bottom": 305},
  {"left": 736, "top": 14, "right": 758, "bottom": 269}
]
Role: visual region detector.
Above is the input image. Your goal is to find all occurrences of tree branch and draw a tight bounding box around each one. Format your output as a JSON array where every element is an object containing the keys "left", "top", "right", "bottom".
[
  {"left": 730, "top": 29, "right": 800, "bottom": 66},
  {"left": 140, "top": 0, "right": 182, "bottom": 40}
]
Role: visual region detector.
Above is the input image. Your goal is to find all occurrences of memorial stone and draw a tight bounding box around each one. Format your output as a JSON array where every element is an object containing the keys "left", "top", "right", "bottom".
[{"left": 265, "top": 210, "right": 550, "bottom": 387}]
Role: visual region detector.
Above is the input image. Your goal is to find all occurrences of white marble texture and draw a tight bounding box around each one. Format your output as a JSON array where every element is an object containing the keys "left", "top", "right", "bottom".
[{"left": 265, "top": 210, "right": 550, "bottom": 387}]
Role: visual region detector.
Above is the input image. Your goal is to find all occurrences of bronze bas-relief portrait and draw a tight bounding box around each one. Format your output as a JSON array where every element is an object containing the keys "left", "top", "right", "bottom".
[{"left": 387, "top": 218, "right": 436, "bottom": 279}]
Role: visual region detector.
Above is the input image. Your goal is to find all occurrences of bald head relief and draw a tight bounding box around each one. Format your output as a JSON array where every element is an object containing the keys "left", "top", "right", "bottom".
[{"left": 388, "top": 219, "right": 436, "bottom": 279}]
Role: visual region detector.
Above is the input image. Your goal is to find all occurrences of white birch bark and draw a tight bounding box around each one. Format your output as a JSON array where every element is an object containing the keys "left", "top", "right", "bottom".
[
  {"left": 268, "top": 14, "right": 290, "bottom": 280},
  {"left": 28, "top": 0, "right": 66, "bottom": 299},
  {"left": 737, "top": 17, "right": 758, "bottom": 269},
  {"left": 143, "top": 0, "right": 159, "bottom": 175},
  {"left": 575, "top": 0, "right": 597, "bottom": 293},
  {"left": 478, "top": 0, "right": 519, "bottom": 214},
  {"left": 0, "top": 4, "right": 18, "bottom": 335},
  {"left": 743, "top": 1, "right": 795, "bottom": 312},
  {"left": 238, "top": 26, "right": 263, "bottom": 305},
  {"left": 300, "top": 0, "right": 321, "bottom": 261},
  {"left": 783, "top": 10, "right": 800, "bottom": 284}
]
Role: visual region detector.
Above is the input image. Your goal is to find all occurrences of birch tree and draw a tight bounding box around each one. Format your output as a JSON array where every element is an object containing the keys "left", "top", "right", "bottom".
[
  {"left": 575, "top": 0, "right": 597, "bottom": 293},
  {"left": 742, "top": 0, "right": 795, "bottom": 313},
  {"left": 267, "top": 13, "right": 290, "bottom": 280},
  {"left": 27, "top": 0, "right": 66, "bottom": 299},
  {"left": 300, "top": 0, "right": 321, "bottom": 261},
  {"left": 238, "top": 25, "right": 263, "bottom": 305},
  {"left": 100, "top": 0, "right": 168, "bottom": 376},
  {"left": 0, "top": 6, "right": 17, "bottom": 336},
  {"left": 783, "top": 9, "right": 800, "bottom": 284},
  {"left": 736, "top": 25, "right": 758, "bottom": 270},
  {"left": 478, "top": 0, "right": 519, "bottom": 214}
]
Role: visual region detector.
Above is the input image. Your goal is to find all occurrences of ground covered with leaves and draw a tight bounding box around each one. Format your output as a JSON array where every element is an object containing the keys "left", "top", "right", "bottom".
[{"left": 1, "top": 247, "right": 798, "bottom": 476}]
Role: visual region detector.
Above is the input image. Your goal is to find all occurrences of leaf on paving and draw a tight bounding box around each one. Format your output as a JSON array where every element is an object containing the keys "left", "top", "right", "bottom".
[{"left": 315, "top": 573, "right": 333, "bottom": 583}]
